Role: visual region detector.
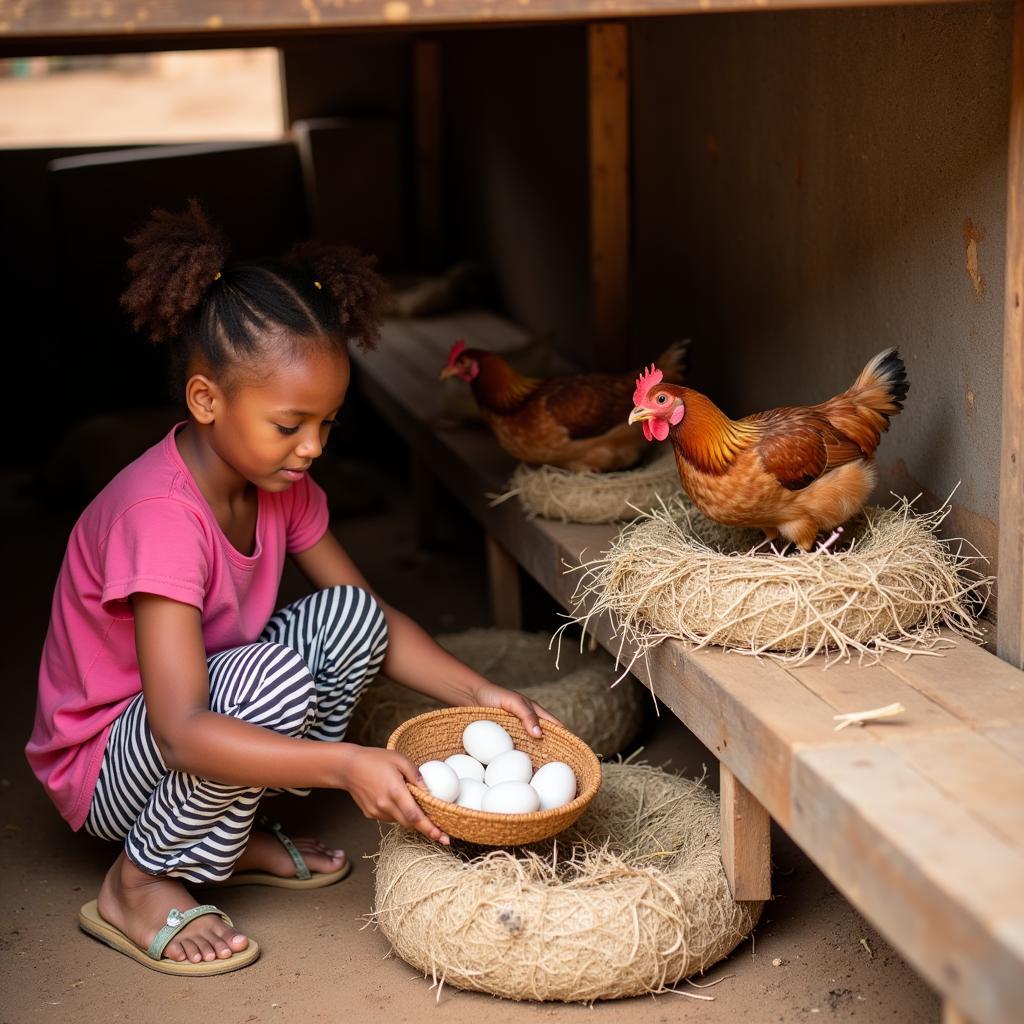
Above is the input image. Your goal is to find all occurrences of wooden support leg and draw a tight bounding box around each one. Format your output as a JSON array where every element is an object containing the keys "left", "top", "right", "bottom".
[
  {"left": 485, "top": 534, "right": 522, "bottom": 630},
  {"left": 941, "top": 1002, "right": 975, "bottom": 1024},
  {"left": 720, "top": 764, "right": 772, "bottom": 901}
]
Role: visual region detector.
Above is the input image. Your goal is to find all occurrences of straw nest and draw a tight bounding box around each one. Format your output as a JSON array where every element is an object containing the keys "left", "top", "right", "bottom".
[
  {"left": 348, "top": 628, "right": 646, "bottom": 757},
  {"left": 370, "top": 763, "right": 762, "bottom": 1003},
  {"left": 566, "top": 496, "right": 993, "bottom": 667},
  {"left": 493, "top": 449, "right": 682, "bottom": 524}
]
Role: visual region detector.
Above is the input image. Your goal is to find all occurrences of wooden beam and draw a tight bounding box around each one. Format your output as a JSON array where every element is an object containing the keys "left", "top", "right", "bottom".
[
  {"left": 720, "top": 764, "right": 772, "bottom": 901},
  {"left": 998, "top": 0, "right": 1024, "bottom": 670},
  {"left": 587, "top": 21, "right": 630, "bottom": 370},
  {"left": 413, "top": 37, "right": 444, "bottom": 271},
  {"left": 485, "top": 534, "right": 522, "bottom": 630}
]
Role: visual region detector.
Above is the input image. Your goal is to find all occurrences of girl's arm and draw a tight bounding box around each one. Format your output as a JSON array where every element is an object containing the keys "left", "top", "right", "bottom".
[
  {"left": 291, "top": 530, "right": 562, "bottom": 737},
  {"left": 132, "top": 592, "right": 450, "bottom": 843}
]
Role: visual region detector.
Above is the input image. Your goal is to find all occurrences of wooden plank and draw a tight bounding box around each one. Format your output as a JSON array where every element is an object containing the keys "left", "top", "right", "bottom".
[
  {"left": 719, "top": 764, "right": 772, "bottom": 901},
  {"left": 485, "top": 534, "right": 523, "bottom": 629},
  {"left": 587, "top": 21, "right": 630, "bottom": 370},
  {"left": 943, "top": 1004, "right": 977, "bottom": 1024},
  {"left": 792, "top": 744, "right": 1024, "bottom": 1024},
  {"left": 413, "top": 38, "right": 444, "bottom": 271},
  {"left": 1, "top": 0, "right": 990, "bottom": 55},
  {"left": 983, "top": 724, "right": 1024, "bottom": 765},
  {"left": 881, "top": 637, "right": 1024, "bottom": 728},
  {"left": 998, "top": 0, "right": 1024, "bottom": 670}
]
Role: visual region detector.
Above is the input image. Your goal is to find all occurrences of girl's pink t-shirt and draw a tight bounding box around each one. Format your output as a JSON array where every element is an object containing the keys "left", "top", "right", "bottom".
[{"left": 26, "top": 423, "right": 330, "bottom": 830}]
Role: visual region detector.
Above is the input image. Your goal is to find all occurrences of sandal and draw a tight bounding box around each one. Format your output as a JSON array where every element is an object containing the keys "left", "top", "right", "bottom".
[
  {"left": 208, "top": 817, "right": 352, "bottom": 890},
  {"left": 78, "top": 899, "right": 260, "bottom": 976}
]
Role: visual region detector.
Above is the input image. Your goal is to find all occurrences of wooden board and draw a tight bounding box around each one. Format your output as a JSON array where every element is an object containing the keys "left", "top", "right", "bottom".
[
  {"left": 352, "top": 310, "right": 1024, "bottom": 1024},
  {"left": 0, "top": 0, "right": 991, "bottom": 55},
  {"left": 998, "top": 0, "right": 1024, "bottom": 670},
  {"left": 719, "top": 764, "right": 772, "bottom": 901}
]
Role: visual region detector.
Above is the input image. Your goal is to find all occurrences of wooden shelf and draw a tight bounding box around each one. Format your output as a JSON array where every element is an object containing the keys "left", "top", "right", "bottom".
[
  {"left": 354, "top": 308, "right": 1024, "bottom": 1024},
  {"left": 0, "top": 0, "right": 989, "bottom": 55}
]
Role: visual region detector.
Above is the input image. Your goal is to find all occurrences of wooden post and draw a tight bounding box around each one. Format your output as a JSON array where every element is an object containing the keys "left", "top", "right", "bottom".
[
  {"left": 998, "top": 0, "right": 1024, "bottom": 669},
  {"left": 485, "top": 534, "right": 522, "bottom": 630},
  {"left": 413, "top": 37, "right": 443, "bottom": 270},
  {"left": 587, "top": 22, "right": 630, "bottom": 370},
  {"left": 720, "top": 764, "right": 772, "bottom": 901}
]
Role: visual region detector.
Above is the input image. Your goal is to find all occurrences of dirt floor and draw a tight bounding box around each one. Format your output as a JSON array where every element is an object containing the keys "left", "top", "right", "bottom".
[{"left": 0, "top": 447, "right": 943, "bottom": 1024}]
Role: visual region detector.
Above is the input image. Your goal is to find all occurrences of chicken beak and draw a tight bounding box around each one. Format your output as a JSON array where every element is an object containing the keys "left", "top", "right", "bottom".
[
  {"left": 628, "top": 407, "right": 653, "bottom": 425},
  {"left": 438, "top": 366, "right": 459, "bottom": 382}
]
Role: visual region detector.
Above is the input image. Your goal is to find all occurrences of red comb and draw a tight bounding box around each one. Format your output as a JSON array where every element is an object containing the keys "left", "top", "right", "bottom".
[
  {"left": 446, "top": 340, "right": 467, "bottom": 368},
  {"left": 634, "top": 364, "right": 663, "bottom": 405}
]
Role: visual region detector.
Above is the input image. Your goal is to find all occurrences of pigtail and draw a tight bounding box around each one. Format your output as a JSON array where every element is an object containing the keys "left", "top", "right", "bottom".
[
  {"left": 289, "top": 240, "right": 387, "bottom": 351},
  {"left": 120, "top": 198, "right": 229, "bottom": 344}
]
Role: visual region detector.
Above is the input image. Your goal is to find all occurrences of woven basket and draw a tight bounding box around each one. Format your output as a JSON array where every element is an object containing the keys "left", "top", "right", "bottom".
[{"left": 387, "top": 707, "right": 601, "bottom": 846}]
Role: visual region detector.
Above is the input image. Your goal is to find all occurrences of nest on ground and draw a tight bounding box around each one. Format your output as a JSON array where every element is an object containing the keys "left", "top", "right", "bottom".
[
  {"left": 370, "top": 763, "right": 762, "bottom": 1003},
  {"left": 493, "top": 449, "right": 682, "bottom": 524},
  {"left": 347, "top": 628, "right": 647, "bottom": 757},
  {"left": 565, "top": 496, "right": 993, "bottom": 667}
]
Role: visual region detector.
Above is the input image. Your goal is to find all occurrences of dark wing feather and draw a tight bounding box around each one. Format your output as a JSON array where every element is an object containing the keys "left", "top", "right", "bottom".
[
  {"left": 752, "top": 408, "right": 866, "bottom": 491},
  {"left": 535, "top": 373, "right": 636, "bottom": 440}
]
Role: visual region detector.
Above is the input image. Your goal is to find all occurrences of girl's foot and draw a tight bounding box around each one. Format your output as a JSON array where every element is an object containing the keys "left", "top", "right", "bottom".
[
  {"left": 97, "top": 852, "right": 249, "bottom": 965},
  {"left": 230, "top": 828, "right": 347, "bottom": 879}
]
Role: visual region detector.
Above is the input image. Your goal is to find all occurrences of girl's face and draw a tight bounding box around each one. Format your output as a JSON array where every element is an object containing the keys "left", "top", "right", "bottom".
[{"left": 208, "top": 344, "right": 351, "bottom": 493}]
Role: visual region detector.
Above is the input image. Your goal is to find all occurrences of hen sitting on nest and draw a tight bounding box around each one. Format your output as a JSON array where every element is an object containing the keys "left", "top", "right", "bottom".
[
  {"left": 439, "top": 339, "right": 688, "bottom": 472},
  {"left": 628, "top": 349, "right": 909, "bottom": 552}
]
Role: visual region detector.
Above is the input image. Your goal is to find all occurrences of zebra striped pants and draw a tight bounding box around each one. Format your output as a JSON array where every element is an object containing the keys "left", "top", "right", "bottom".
[{"left": 83, "top": 585, "right": 388, "bottom": 884}]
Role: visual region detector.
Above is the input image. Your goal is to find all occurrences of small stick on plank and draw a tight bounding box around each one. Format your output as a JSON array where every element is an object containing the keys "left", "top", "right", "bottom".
[{"left": 833, "top": 702, "right": 906, "bottom": 731}]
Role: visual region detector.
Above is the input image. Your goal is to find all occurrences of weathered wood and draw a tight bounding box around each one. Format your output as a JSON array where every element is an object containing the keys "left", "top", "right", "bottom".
[
  {"left": 587, "top": 21, "right": 630, "bottom": 370},
  {"left": 353, "top": 311, "right": 1024, "bottom": 1024},
  {"left": 485, "top": 534, "right": 522, "bottom": 630},
  {"left": 413, "top": 38, "right": 444, "bottom": 270},
  {"left": 1, "top": 0, "right": 989, "bottom": 55},
  {"left": 998, "top": 0, "right": 1024, "bottom": 670},
  {"left": 719, "top": 764, "right": 772, "bottom": 901},
  {"left": 793, "top": 744, "right": 1024, "bottom": 1024}
]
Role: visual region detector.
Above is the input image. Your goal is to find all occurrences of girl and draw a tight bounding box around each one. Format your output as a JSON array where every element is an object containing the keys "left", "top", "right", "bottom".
[{"left": 26, "top": 201, "right": 557, "bottom": 976}]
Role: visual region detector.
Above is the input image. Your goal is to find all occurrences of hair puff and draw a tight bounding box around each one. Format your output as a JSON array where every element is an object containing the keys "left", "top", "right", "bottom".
[
  {"left": 120, "top": 198, "right": 229, "bottom": 344},
  {"left": 289, "top": 240, "right": 387, "bottom": 350}
]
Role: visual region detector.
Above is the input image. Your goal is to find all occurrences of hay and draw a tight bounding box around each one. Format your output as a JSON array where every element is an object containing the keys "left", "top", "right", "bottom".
[
  {"left": 370, "top": 763, "right": 762, "bottom": 1003},
  {"left": 494, "top": 449, "right": 683, "bottom": 524},
  {"left": 347, "top": 628, "right": 646, "bottom": 757},
  {"left": 565, "top": 496, "right": 993, "bottom": 668}
]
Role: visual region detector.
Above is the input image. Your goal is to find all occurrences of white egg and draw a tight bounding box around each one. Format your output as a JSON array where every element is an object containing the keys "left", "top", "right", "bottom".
[
  {"left": 418, "top": 760, "right": 460, "bottom": 803},
  {"left": 482, "top": 781, "right": 541, "bottom": 815},
  {"left": 530, "top": 761, "right": 577, "bottom": 810},
  {"left": 462, "top": 720, "right": 514, "bottom": 765},
  {"left": 445, "top": 753, "right": 485, "bottom": 782},
  {"left": 455, "top": 778, "right": 487, "bottom": 810},
  {"left": 484, "top": 748, "right": 534, "bottom": 787}
]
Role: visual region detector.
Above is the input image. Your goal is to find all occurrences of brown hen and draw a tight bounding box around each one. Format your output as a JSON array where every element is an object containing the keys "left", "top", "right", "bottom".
[
  {"left": 440, "top": 340, "right": 689, "bottom": 471},
  {"left": 628, "top": 349, "right": 909, "bottom": 551}
]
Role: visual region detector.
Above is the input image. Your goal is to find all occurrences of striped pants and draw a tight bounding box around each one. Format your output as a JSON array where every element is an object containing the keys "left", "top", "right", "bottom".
[{"left": 84, "top": 585, "right": 388, "bottom": 884}]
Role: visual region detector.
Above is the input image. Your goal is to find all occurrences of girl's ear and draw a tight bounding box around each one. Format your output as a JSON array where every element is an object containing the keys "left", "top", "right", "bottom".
[{"left": 185, "top": 373, "right": 220, "bottom": 424}]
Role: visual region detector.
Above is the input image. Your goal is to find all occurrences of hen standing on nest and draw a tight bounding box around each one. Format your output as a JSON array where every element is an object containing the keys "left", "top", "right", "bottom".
[
  {"left": 628, "top": 349, "right": 909, "bottom": 552},
  {"left": 439, "top": 340, "right": 688, "bottom": 472}
]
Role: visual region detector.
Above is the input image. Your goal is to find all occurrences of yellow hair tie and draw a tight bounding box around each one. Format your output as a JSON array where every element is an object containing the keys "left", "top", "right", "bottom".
[
  {"left": 213, "top": 271, "right": 222, "bottom": 281},
  {"left": 313, "top": 280, "right": 322, "bottom": 290}
]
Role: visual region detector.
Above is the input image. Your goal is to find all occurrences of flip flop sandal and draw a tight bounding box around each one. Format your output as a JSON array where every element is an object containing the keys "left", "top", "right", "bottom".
[
  {"left": 78, "top": 899, "right": 260, "bottom": 976},
  {"left": 207, "top": 817, "right": 352, "bottom": 890}
]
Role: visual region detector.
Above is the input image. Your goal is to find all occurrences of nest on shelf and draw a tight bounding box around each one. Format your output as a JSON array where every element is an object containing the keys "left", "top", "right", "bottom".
[
  {"left": 347, "top": 628, "right": 647, "bottom": 758},
  {"left": 370, "top": 763, "right": 762, "bottom": 1003},
  {"left": 565, "top": 495, "right": 993, "bottom": 667},
  {"left": 493, "top": 449, "right": 682, "bottom": 525}
]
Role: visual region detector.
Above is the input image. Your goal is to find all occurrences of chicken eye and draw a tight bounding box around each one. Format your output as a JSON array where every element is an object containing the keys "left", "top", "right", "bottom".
[{"left": 656, "top": 394, "right": 667, "bottom": 404}]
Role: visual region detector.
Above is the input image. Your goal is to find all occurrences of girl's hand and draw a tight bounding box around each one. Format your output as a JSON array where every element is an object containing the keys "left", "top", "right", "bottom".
[
  {"left": 338, "top": 745, "right": 450, "bottom": 845},
  {"left": 471, "top": 681, "right": 564, "bottom": 739}
]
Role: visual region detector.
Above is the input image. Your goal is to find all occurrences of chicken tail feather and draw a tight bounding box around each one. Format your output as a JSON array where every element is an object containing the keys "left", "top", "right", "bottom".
[
  {"left": 653, "top": 338, "right": 691, "bottom": 385},
  {"left": 823, "top": 348, "right": 909, "bottom": 456}
]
